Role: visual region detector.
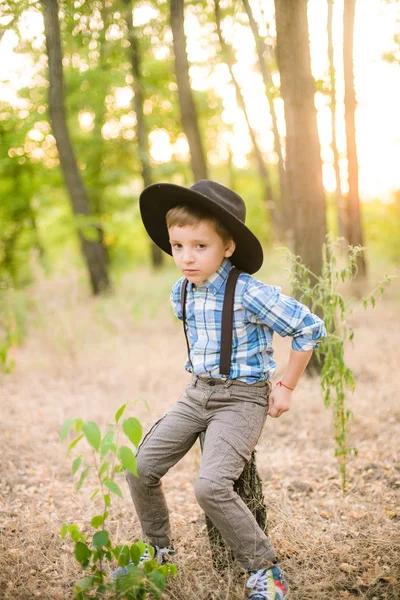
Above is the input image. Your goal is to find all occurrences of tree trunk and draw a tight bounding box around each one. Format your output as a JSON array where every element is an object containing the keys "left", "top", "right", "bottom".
[
  {"left": 214, "top": 0, "right": 280, "bottom": 237},
  {"left": 274, "top": 0, "right": 327, "bottom": 278},
  {"left": 199, "top": 433, "right": 267, "bottom": 571},
  {"left": 327, "top": 0, "right": 347, "bottom": 241},
  {"left": 242, "top": 0, "right": 289, "bottom": 239},
  {"left": 170, "top": 0, "right": 208, "bottom": 181},
  {"left": 41, "top": 0, "right": 110, "bottom": 295},
  {"left": 124, "top": 0, "right": 163, "bottom": 268},
  {"left": 343, "top": 0, "right": 366, "bottom": 276}
]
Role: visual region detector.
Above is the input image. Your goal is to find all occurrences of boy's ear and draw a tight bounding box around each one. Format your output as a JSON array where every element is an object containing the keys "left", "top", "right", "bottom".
[{"left": 224, "top": 239, "right": 236, "bottom": 258}]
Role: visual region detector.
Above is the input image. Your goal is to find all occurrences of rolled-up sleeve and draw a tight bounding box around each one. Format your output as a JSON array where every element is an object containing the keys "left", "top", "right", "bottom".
[
  {"left": 170, "top": 278, "right": 184, "bottom": 320},
  {"left": 242, "top": 280, "right": 326, "bottom": 351}
]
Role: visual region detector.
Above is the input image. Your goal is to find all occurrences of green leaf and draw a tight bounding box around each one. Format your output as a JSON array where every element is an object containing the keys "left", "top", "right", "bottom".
[
  {"left": 104, "top": 493, "right": 111, "bottom": 507},
  {"left": 90, "top": 488, "right": 100, "bottom": 501},
  {"left": 69, "top": 525, "right": 84, "bottom": 543},
  {"left": 75, "top": 576, "right": 94, "bottom": 592},
  {"left": 72, "top": 456, "right": 82, "bottom": 475},
  {"left": 82, "top": 421, "right": 101, "bottom": 451},
  {"left": 168, "top": 563, "right": 177, "bottom": 576},
  {"left": 93, "top": 530, "right": 109, "bottom": 550},
  {"left": 118, "top": 446, "right": 137, "bottom": 476},
  {"left": 100, "top": 431, "right": 115, "bottom": 459},
  {"left": 99, "top": 460, "right": 110, "bottom": 478},
  {"left": 91, "top": 512, "right": 108, "bottom": 528},
  {"left": 115, "top": 404, "right": 127, "bottom": 423},
  {"left": 74, "top": 418, "right": 84, "bottom": 433},
  {"left": 122, "top": 417, "right": 142, "bottom": 448},
  {"left": 67, "top": 434, "right": 84, "bottom": 455},
  {"left": 74, "top": 542, "right": 91, "bottom": 567},
  {"left": 103, "top": 479, "right": 123, "bottom": 498},
  {"left": 60, "top": 523, "right": 68, "bottom": 539},
  {"left": 148, "top": 570, "right": 166, "bottom": 598},
  {"left": 130, "top": 543, "right": 141, "bottom": 565},
  {"left": 60, "top": 418, "right": 74, "bottom": 442},
  {"left": 115, "top": 544, "right": 130, "bottom": 567},
  {"left": 76, "top": 466, "right": 91, "bottom": 492}
]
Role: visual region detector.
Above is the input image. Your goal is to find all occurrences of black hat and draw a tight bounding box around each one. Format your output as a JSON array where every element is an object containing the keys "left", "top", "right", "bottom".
[{"left": 139, "top": 180, "right": 263, "bottom": 274}]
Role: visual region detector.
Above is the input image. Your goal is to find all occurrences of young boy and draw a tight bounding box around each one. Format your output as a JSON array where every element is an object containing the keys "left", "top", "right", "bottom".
[{"left": 121, "top": 180, "right": 326, "bottom": 600}]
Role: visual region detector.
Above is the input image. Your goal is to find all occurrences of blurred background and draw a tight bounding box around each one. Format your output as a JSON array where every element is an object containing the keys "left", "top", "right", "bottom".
[{"left": 0, "top": 0, "right": 399, "bottom": 361}]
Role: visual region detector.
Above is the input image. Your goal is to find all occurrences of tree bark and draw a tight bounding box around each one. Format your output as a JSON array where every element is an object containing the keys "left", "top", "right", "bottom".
[
  {"left": 242, "top": 0, "right": 289, "bottom": 238},
  {"left": 42, "top": 0, "right": 110, "bottom": 294},
  {"left": 274, "top": 0, "right": 327, "bottom": 277},
  {"left": 124, "top": 0, "right": 163, "bottom": 268},
  {"left": 170, "top": 0, "right": 208, "bottom": 181},
  {"left": 343, "top": 0, "right": 366, "bottom": 276},
  {"left": 199, "top": 434, "right": 267, "bottom": 571},
  {"left": 214, "top": 0, "right": 280, "bottom": 236},
  {"left": 327, "top": 0, "right": 347, "bottom": 241}
]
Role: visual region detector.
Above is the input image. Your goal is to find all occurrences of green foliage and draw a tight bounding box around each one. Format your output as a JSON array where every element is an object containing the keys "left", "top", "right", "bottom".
[
  {"left": 0, "top": 277, "right": 29, "bottom": 373},
  {"left": 285, "top": 235, "right": 392, "bottom": 491},
  {"left": 363, "top": 196, "right": 400, "bottom": 265},
  {"left": 60, "top": 405, "right": 176, "bottom": 598}
]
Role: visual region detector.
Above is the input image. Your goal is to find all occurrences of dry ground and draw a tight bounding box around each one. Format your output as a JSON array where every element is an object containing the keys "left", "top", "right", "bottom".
[{"left": 0, "top": 265, "right": 399, "bottom": 600}]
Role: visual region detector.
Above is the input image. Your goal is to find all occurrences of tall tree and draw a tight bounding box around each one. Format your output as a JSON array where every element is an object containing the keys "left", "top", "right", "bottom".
[
  {"left": 123, "top": 0, "right": 163, "bottom": 267},
  {"left": 214, "top": 0, "right": 279, "bottom": 234},
  {"left": 343, "top": 0, "right": 366, "bottom": 275},
  {"left": 274, "top": 0, "right": 327, "bottom": 277},
  {"left": 41, "top": 0, "right": 110, "bottom": 294},
  {"left": 327, "top": 0, "right": 347, "bottom": 240},
  {"left": 170, "top": 0, "right": 208, "bottom": 181},
  {"left": 242, "top": 0, "right": 289, "bottom": 236}
]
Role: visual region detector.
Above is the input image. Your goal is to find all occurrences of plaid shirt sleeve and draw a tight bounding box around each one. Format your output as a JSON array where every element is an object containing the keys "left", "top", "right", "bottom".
[
  {"left": 242, "top": 278, "right": 326, "bottom": 351},
  {"left": 170, "top": 278, "right": 184, "bottom": 321}
]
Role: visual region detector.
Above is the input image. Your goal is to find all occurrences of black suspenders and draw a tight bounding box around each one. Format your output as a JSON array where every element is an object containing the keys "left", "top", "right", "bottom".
[{"left": 180, "top": 268, "right": 242, "bottom": 380}]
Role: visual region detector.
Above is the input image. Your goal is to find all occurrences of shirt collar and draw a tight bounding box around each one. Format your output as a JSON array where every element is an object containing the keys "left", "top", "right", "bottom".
[{"left": 188, "top": 258, "right": 232, "bottom": 295}]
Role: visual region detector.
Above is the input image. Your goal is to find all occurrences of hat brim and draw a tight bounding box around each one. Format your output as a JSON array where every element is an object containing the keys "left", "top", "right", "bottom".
[{"left": 139, "top": 183, "right": 263, "bottom": 274}]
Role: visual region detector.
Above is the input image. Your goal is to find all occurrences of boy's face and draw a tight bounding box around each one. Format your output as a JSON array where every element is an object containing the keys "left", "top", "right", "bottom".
[{"left": 168, "top": 221, "right": 235, "bottom": 285}]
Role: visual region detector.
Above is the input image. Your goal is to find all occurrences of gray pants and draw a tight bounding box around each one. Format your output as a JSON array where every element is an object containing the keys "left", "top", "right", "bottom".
[{"left": 126, "top": 376, "right": 277, "bottom": 571}]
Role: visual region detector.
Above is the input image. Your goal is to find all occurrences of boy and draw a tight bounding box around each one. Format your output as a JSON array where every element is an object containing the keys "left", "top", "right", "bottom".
[{"left": 121, "top": 180, "right": 326, "bottom": 600}]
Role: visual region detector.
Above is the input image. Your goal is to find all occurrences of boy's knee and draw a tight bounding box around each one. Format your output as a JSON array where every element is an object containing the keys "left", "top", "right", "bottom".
[
  {"left": 194, "top": 476, "right": 230, "bottom": 508},
  {"left": 194, "top": 476, "right": 212, "bottom": 507}
]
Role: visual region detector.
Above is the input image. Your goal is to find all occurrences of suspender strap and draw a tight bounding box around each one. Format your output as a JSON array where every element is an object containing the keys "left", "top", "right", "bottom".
[
  {"left": 180, "top": 278, "right": 191, "bottom": 368},
  {"left": 219, "top": 267, "right": 241, "bottom": 377},
  {"left": 180, "top": 267, "right": 241, "bottom": 379}
]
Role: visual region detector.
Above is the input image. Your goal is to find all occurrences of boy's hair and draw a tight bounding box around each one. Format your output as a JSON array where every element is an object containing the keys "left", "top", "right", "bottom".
[{"left": 166, "top": 204, "right": 233, "bottom": 243}]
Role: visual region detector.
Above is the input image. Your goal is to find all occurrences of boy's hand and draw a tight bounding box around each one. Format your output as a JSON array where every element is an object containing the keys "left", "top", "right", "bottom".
[{"left": 268, "top": 385, "right": 292, "bottom": 418}]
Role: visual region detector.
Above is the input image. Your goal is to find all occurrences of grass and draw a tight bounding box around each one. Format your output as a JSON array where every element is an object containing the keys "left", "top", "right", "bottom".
[{"left": 0, "top": 252, "right": 399, "bottom": 599}]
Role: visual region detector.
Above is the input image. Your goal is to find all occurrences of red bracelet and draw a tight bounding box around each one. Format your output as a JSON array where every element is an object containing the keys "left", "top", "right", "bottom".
[{"left": 276, "top": 381, "right": 294, "bottom": 391}]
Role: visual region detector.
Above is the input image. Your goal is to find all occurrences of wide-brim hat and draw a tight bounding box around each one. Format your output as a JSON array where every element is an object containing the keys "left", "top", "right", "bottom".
[{"left": 139, "top": 180, "right": 263, "bottom": 274}]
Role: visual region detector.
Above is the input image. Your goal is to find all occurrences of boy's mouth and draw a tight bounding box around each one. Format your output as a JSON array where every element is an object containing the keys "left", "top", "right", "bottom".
[{"left": 183, "top": 269, "right": 199, "bottom": 274}]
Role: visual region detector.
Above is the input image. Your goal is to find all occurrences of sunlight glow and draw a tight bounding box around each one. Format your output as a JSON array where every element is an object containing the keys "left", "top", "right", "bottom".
[{"left": 0, "top": 1, "right": 399, "bottom": 201}]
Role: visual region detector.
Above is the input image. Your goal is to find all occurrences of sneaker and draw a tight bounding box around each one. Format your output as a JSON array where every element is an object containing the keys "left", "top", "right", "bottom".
[
  {"left": 111, "top": 543, "right": 175, "bottom": 578},
  {"left": 246, "top": 565, "right": 289, "bottom": 600}
]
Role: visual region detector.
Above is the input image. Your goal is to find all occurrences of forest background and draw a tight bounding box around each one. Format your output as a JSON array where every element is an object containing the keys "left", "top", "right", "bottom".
[{"left": 0, "top": 1, "right": 399, "bottom": 599}]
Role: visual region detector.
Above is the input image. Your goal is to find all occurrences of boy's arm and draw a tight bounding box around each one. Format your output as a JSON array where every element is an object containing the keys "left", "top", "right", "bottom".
[{"left": 268, "top": 348, "right": 313, "bottom": 418}]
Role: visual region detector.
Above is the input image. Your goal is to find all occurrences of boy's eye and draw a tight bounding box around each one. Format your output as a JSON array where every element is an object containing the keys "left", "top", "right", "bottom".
[
  {"left": 171, "top": 243, "right": 182, "bottom": 249},
  {"left": 197, "top": 244, "right": 206, "bottom": 249}
]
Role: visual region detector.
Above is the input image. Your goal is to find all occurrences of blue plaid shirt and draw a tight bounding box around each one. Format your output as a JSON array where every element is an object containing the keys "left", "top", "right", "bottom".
[{"left": 170, "top": 259, "right": 326, "bottom": 383}]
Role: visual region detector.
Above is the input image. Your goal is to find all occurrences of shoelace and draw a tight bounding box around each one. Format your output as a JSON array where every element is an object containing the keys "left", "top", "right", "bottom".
[
  {"left": 139, "top": 545, "right": 175, "bottom": 565},
  {"left": 246, "top": 568, "right": 281, "bottom": 600}
]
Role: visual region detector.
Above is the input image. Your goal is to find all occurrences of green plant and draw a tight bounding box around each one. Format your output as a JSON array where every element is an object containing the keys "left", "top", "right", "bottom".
[
  {"left": 60, "top": 404, "right": 176, "bottom": 599},
  {"left": 0, "top": 279, "right": 27, "bottom": 373},
  {"left": 284, "top": 235, "right": 392, "bottom": 491}
]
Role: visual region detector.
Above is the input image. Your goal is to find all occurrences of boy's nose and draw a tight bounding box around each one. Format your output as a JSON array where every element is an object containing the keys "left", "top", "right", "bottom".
[{"left": 182, "top": 250, "right": 194, "bottom": 263}]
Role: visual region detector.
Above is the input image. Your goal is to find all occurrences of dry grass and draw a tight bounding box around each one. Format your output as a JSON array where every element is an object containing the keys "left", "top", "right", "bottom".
[{"left": 0, "top": 263, "right": 399, "bottom": 600}]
